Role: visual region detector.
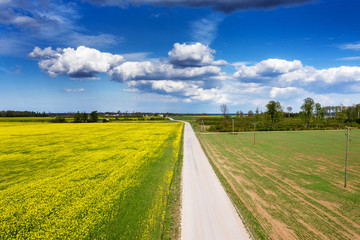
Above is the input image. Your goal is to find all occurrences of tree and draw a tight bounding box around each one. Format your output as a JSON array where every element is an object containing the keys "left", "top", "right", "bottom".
[
  {"left": 90, "top": 111, "right": 98, "bottom": 122},
  {"left": 73, "top": 111, "right": 81, "bottom": 123},
  {"left": 356, "top": 104, "right": 360, "bottom": 118},
  {"left": 53, "top": 117, "right": 66, "bottom": 123},
  {"left": 81, "top": 112, "right": 88, "bottom": 122},
  {"left": 315, "top": 103, "right": 322, "bottom": 127},
  {"left": 220, "top": 104, "right": 229, "bottom": 118},
  {"left": 248, "top": 110, "right": 254, "bottom": 117},
  {"left": 286, "top": 106, "right": 293, "bottom": 118},
  {"left": 346, "top": 105, "right": 359, "bottom": 123},
  {"left": 255, "top": 107, "right": 260, "bottom": 119},
  {"left": 265, "top": 100, "right": 283, "bottom": 128},
  {"left": 301, "top": 97, "right": 315, "bottom": 128},
  {"left": 320, "top": 107, "right": 326, "bottom": 120},
  {"left": 336, "top": 105, "right": 347, "bottom": 128}
]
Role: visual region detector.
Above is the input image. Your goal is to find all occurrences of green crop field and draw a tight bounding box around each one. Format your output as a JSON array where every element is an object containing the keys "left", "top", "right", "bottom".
[
  {"left": 0, "top": 121, "right": 183, "bottom": 239},
  {"left": 199, "top": 130, "right": 360, "bottom": 239},
  {"left": 0, "top": 117, "right": 55, "bottom": 122}
]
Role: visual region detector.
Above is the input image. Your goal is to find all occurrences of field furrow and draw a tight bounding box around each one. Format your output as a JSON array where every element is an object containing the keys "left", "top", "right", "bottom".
[{"left": 199, "top": 130, "right": 360, "bottom": 239}]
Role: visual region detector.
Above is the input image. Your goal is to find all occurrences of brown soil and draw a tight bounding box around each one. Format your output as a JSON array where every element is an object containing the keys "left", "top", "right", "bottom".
[
  {"left": 297, "top": 219, "right": 331, "bottom": 240},
  {"left": 199, "top": 134, "right": 360, "bottom": 240}
]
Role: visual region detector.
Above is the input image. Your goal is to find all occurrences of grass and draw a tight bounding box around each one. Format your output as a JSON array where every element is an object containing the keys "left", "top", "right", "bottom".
[
  {"left": 198, "top": 130, "right": 360, "bottom": 239},
  {"left": 0, "top": 121, "right": 183, "bottom": 239},
  {"left": 162, "top": 126, "right": 184, "bottom": 240}
]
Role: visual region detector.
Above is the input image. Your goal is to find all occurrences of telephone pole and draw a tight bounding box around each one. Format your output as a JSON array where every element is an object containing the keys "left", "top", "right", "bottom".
[{"left": 344, "top": 127, "right": 350, "bottom": 187}]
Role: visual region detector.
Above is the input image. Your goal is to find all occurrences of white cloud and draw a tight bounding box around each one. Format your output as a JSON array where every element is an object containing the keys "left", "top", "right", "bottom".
[
  {"left": 109, "top": 61, "right": 221, "bottom": 82},
  {"left": 127, "top": 80, "right": 228, "bottom": 103},
  {"left": 12, "top": 15, "right": 38, "bottom": 28},
  {"left": 280, "top": 66, "right": 360, "bottom": 84},
  {"left": 0, "top": 1, "right": 118, "bottom": 56},
  {"left": 107, "top": 42, "right": 228, "bottom": 102},
  {"left": 30, "top": 44, "right": 360, "bottom": 107},
  {"left": 28, "top": 46, "right": 61, "bottom": 59},
  {"left": 234, "top": 58, "right": 303, "bottom": 79},
  {"left": 270, "top": 87, "right": 304, "bottom": 99},
  {"left": 278, "top": 65, "right": 317, "bottom": 83},
  {"left": 337, "top": 56, "right": 360, "bottom": 61},
  {"left": 340, "top": 42, "right": 360, "bottom": 51},
  {"left": 312, "top": 66, "right": 360, "bottom": 83},
  {"left": 234, "top": 58, "right": 360, "bottom": 87},
  {"left": 168, "top": 42, "right": 227, "bottom": 67},
  {"left": 122, "top": 52, "right": 152, "bottom": 61},
  {"left": 64, "top": 88, "right": 86, "bottom": 93},
  {"left": 191, "top": 13, "right": 224, "bottom": 45},
  {"left": 29, "top": 46, "right": 124, "bottom": 78},
  {"left": 31, "top": 43, "right": 227, "bottom": 103}
]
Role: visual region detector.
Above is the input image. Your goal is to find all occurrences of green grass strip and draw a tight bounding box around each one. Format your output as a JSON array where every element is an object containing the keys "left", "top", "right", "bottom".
[{"left": 162, "top": 124, "right": 184, "bottom": 240}]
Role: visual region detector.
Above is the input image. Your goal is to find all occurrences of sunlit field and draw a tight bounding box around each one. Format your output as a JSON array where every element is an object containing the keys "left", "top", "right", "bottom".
[
  {"left": 199, "top": 130, "right": 360, "bottom": 239},
  {"left": 0, "top": 121, "right": 183, "bottom": 239}
]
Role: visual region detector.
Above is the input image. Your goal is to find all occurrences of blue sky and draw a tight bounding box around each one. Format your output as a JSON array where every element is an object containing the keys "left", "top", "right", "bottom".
[{"left": 1, "top": 0, "right": 360, "bottom": 113}]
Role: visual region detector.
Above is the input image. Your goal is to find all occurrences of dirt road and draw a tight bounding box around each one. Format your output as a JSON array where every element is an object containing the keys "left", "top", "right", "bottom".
[{"left": 181, "top": 122, "right": 251, "bottom": 240}]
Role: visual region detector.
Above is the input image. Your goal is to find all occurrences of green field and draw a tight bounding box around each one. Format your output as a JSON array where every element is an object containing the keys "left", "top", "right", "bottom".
[
  {"left": 171, "top": 115, "right": 230, "bottom": 121},
  {"left": 0, "top": 121, "right": 183, "bottom": 239},
  {"left": 0, "top": 117, "right": 55, "bottom": 122},
  {"left": 199, "top": 130, "right": 360, "bottom": 239}
]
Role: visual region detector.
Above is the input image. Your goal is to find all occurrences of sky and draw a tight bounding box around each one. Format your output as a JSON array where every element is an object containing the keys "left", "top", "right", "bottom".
[{"left": 1, "top": 0, "right": 360, "bottom": 113}]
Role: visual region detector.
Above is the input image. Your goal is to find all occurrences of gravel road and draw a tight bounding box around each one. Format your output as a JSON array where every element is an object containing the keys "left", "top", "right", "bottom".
[{"left": 181, "top": 122, "right": 251, "bottom": 240}]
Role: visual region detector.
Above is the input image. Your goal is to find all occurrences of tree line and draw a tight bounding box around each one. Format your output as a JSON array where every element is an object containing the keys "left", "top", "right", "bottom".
[
  {"left": 212, "top": 98, "right": 360, "bottom": 132},
  {"left": 0, "top": 111, "right": 49, "bottom": 117}
]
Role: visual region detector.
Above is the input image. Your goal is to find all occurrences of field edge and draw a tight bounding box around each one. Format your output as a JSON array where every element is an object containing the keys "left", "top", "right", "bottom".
[{"left": 162, "top": 123, "right": 184, "bottom": 240}]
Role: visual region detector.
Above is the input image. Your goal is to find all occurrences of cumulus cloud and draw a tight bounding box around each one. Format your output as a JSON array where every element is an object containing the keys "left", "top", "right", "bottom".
[
  {"left": 109, "top": 42, "right": 226, "bottom": 84},
  {"left": 232, "top": 58, "right": 360, "bottom": 98},
  {"left": 28, "top": 46, "right": 62, "bottom": 59},
  {"left": 279, "top": 66, "right": 360, "bottom": 85},
  {"left": 122, "top": 52, "right": 152, "bottom": 61},
  {"left": 311, "top": 66, "right": 360, "bottom": 83},
  {"left": 29, "top": 46, "right": 124, "bottom": 78},
  {"left": 84, "top": 0, "right": 313, "bottom": 13},
  {"left": 234, "top": 58, "right": 360, "bottom": 86},
  {"left": 109, "top": 61, "right": 221, "bottom": 82},
  {"left": 30, "top": 43, "right": 224, "bottom": 83},
  {"left": 270, "top": 87, "right": 303, "bottom": 99},
  {"left": 31, "top": 42, "right": 227, "bottom": 103},
  {"left": 168, "top": 42, "right": 227, "bottom": 67},
  {"left": 127, "top": 80, "right": 228, "bottom": 103},
  {"left": 234, "top": 59, "right": 303, "bottom": 79},
  {"left": 31, "top": 43, "right": 360, "bottom": 106}
]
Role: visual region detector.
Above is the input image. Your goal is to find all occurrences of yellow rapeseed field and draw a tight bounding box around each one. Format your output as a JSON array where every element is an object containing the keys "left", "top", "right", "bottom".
[{"left": 0, "top": 121, "right": 183, "bottom": 239}]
